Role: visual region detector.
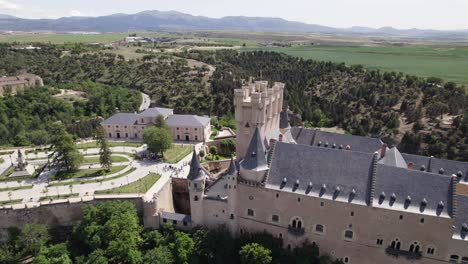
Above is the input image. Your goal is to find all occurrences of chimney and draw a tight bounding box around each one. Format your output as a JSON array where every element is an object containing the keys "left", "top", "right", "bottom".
[
  {"left": 380, "top": 143, "right": 388, "bottom": 159},
  {"left": 407, "top": 162, "right": 414, "bottom": 170}
]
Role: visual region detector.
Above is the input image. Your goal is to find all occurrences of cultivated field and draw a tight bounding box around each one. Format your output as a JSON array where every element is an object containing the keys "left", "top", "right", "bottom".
[
  {"left": 242, "top": 45, "right": 468, "bottom": 85},
  {"left": 0, "top": 33, "right": 129, "bottom": 43}
]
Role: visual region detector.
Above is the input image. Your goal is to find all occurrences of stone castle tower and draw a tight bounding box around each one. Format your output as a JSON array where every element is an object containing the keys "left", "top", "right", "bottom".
[
  {"left": 234, "top": 80, "right": 285, "bottom": 160},
  {"left": 187, "top": 150, "right": 206, "bottom": 226}
]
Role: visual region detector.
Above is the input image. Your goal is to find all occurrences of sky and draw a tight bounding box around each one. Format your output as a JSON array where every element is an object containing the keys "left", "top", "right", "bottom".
[{"left": 0, "top": 0, "right": 467, "bottom": 30}]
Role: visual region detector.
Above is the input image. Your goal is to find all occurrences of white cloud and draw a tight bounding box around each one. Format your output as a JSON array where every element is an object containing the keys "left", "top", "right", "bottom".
[
  {"left": 0, "top": 0, "right": 20, "bottom": 10},
  {"left": 69, "top": 10, "right": 82, "bottom": 16}
]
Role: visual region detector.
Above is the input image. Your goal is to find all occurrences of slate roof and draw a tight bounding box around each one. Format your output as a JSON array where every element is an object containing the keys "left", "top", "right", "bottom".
[
  {"left": 266, "top": 142, "right": 375, "bottom": 205},
  {"left": 454, "top": 194, "right": 468, "bottom": 240},
  {"left": 166, "top": 115, "right": 210, "bottom": 128},
  {"left": 139, "top": 107, "right": 173, "bottom": 117},
  {"left": 187, "top": 150, "right": 206, "bottom": 181},
  {"left": 240, "top": 127, "right": 268, "bottom": 171},
  {"left": 402, "top": 153, "right": 468, "bottom": 182},
  {"left": 373, "top": 164, "right": 453, "bottom": 217},
  {"left": 378, "top": 147, "right": 407, "bottom": 168},
  {"left": 279, "top": 110, "right": 290, "bottom": 129},
  {"left": 290, "top": 127, "right": 383, "bottom": 153},
  {"left": 226, "top": 158, "right": 238, "bottom": 176},
  {"left": 101, "top": 113, "right": 138, "bottom": 125}
]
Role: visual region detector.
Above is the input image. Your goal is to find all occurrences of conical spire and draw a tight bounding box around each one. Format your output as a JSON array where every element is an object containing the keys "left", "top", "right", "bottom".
[
  {"left": 226, "top": 157, "right": 238, "bottom": 175},
  {"left": 187, "top": 149, "right": 205, "bottom": 181},
  {"left": 241, "top": 127, "right": 268, "bottom": 170}
]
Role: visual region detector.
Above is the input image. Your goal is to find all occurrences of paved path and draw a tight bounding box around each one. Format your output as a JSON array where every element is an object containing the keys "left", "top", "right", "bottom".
[
  {"left": 139, "top": 92, "right": 151, "bottom": 112},
  {"left": 0, "top": 143, "right": 203, "bottom": 205}
]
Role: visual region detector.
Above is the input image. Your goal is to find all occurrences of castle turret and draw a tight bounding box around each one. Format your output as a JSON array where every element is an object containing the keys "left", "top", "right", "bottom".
[
  {"left": 187, "top": 150, "right": 206, "bottom": 226},
  {"left": 234, "top": 80, "right": 285, "bottom": 160},
  {"left": 239, "top": 127, "right": 269, "bottom": 183},
  {"left": 226, "top": 158, "right": 239, "bottom": 236}
]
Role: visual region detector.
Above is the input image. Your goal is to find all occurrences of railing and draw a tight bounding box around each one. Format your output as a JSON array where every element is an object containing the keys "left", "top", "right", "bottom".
[
  {"left": 385, "top": 247, "right": 422, "bottom": 260},
  {"left": 287, "top": 225, "right": 305, "bottom": 236}
]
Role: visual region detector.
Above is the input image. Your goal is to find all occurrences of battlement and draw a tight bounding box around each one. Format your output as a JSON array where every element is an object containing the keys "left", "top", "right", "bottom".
[{"left": 235, "top": 79, "right": 285, "bottom": 160}]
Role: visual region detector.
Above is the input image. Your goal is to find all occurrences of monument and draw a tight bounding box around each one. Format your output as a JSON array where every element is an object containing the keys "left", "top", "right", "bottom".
[{"left": 10, "top": 150, "right": 35, "bottom": 177}]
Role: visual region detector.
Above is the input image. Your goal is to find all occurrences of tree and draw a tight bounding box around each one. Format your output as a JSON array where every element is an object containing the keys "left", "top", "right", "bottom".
[
  {"left": 168, "top": 231, "right": 195, "bottom": 264},
  {"left": 33, "top": 243, "right": 72, "bottom": 264},
  {"left": 16, "top": 224, "right": 49, "bottom": 256},
  {"left": 143, "top": 127, "right": 172, "bottom": 157},
  {"left": 239, "top": 243, "right": 272, "bottom": 264},
  {"left": 198, "top": 150, "right": 205, "bottom": 159},
  {"left": 155, "top": 115, "right": 168, "bottom": 129},
  {"left": 50, "top": 125, "right": 83, "bottom": 172},
  {"left": 96, "top": 126, "right": 112, "bottom": 171},
  {"left": 209, "top": 145, "right": 217, "bottom": 156},
  {"left": 144, "top": 246, "right": 174, "bottom": 264}
]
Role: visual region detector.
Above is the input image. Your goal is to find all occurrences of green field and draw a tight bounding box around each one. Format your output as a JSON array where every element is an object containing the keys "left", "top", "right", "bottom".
[
  {"left": 0, "top": 185, "right": 33, "bottom": 192},
  {"left": 48, "top": 167, "right": 137, "bottom": 187},
  {"left": 0, "top": 33, "right": 129, "bottom": 44},
  {"left": 163, "top": 145, "right": 193, "bottom": 164},
  {"left": 0, "top": 199, "right": 23, "bottom": 206},
  {"left": 95, "top": 173, "right": 160, "bottom": 194},
  {"left": 77, "top": 141, "right": 142, "bottom": 149},
  {"left": 82, "top": 155, "right": 129, "bottom": 165},
  {"left": 243, "top": 45, "right": 468, "bottom": 85}
]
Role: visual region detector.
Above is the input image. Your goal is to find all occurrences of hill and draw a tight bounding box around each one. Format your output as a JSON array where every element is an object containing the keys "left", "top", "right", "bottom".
[{"left": 0, "top": 10, "right": 467, "bottom": 39}]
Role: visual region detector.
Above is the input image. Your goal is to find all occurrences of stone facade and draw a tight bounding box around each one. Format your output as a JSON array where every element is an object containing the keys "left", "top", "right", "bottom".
[
  {"left": 0, "top": 74, "right": 44, "bottom": 96},
  {"left": 186, "top": 80, "right": 468, "bottom": 264},
  {"left": 101, "top": 107, "right": 210, "bottom": 142}
]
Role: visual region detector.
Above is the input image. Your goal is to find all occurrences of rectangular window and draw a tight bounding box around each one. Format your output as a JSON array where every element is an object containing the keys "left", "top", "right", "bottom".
[
  {"left": 247, "top": 209, "right": 254, "bottom": 216},
  {"left": 195, "top": 128, "right": 198, "bottom": 131},
  {"left": 271, "top": 215, "right": 279, "bottom": 222},
  {"left": 376, "top": 239, "right": 383, "bottom": 245}
]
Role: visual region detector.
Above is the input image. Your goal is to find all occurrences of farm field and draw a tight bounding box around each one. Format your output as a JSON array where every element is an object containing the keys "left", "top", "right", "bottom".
[
  {"left": 0, "top": 33, "right": 129, "bottom": 43},
  {"left": 242, "top": 45, "right": 468, "bottom": 85}
]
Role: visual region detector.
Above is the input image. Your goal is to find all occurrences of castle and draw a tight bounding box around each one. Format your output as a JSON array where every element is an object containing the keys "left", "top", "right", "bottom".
[{"left": 185, "top": 81, "right": 468, "bottom": 264}]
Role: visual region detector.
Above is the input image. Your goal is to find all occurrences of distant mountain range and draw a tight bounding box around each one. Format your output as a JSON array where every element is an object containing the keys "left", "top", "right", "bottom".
[{"left": 0, "top": 10, "right": 467, "bottom": 39}]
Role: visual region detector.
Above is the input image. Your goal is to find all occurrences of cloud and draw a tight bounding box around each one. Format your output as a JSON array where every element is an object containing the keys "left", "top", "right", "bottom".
[
  {"left": 0, "top": 0, "right": 20, "bottom": 10},
  {"left": 69, "top": 10, "right": 82, "bottom": 16}
]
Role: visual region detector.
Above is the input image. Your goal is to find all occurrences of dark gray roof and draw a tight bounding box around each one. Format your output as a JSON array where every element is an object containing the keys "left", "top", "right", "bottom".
[
  {"left": 378, "top": 147, "right": 407, "bottom": 168},
  {"left": 290, "top": 127, "right": 383, "bottom": 153},
  {"left": 402, "top": 153, "right": 468, "bottom": 181},
  {"left": 140, "top": 107, "right": 173, "bottom": 117},
  {"left": 225, "top": 158, "right": 238, "bottom": 176},
  {"left": 101, "top": 113, "right": 138, "bottom": 125},
  {"left": 266, "top": 142, "right": 375, "bottom": 205},
  {"left": 240, "top": 127, "right": 268, "bottom": 171},
  {"left": 188, "top": 150, "right": 206, "bottom": 181},
  {"left": 166, "top": 115, "right": 210, "bottom": 128},
  {"left": 454, "top": 195, "right": 468, "bottom": 239},
  {"left": 279, "top": 110, "right": 290, "bottom": 129},
  {"left": 374, "top": 164, "right": 453, "bottom": 217}
]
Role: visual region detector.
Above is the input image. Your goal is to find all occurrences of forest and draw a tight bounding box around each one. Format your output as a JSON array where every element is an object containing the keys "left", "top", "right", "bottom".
[
  {"left": 0, "top": 44, "right": 466, "bottom": 161},
  {"left": 0, "top": 201, "right": 343, "bottom": 264}
]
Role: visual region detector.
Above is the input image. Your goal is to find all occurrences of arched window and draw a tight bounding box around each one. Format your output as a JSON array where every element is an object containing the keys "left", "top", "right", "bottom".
[
  {"left": 426, "top": 246, "right": 436, "bottom": 255},
  {"left": 390, "top": 238, "right": 401, "bottom": 250},
  {"left": 344, "top": 230, "right": 354, "bottom": 240},
  {"left": 449, "top": 255, "right": 459, "bottom": 263},
  {"left": 343, "top": 257, "right": 350, "bottom": 263},
  {"left": 290, "top": 217, "right": 302, "bottom": 229},
  {"left": 247, "top": 209, "right": 254, "bottom": 217},
  {"left": 194, "top": 196, "right": 199, "bottom": 201},
  {"left": 409, "top": 241, "right": 421, "bottom": 253},
  {"left": 315, "top": 224, "right": 325, "bottom": 234}
]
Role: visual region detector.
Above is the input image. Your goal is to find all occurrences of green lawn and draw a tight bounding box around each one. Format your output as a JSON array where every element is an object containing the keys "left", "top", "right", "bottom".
[
  {"left": 0, "top": 150, "right": 14, "bottom": 155},
  {"left": 95, "top": 173, "right": 160, "bottom": 194},
  {"left": 39, "top": 193, "right": 79, "bottom": 202},
  {"left": 82, "top": 155, "right": 129, "bottom": 165},
  {"left": 52, "top": 165, "right": 127, "bottom": 180},
  {"left": 243, "top": 45, "right": 468, "bottom": 85},
  {"left": 163, "top": 145, "right": 193, "bottom": 163},
  {"left": 0, "top": 166, "right": 15, "bottom": 180},
  {"left": 77, "top": 141, "right": 142, "bottom": 149},
  {"left": 0, "top": 199, "right": 23, "bottom": 206},
  {"left": 48, "top": 167, "right": 137, "bottom": 187},
  {"left": 0, "top": 185, "right": 33, "bottom": 192}
]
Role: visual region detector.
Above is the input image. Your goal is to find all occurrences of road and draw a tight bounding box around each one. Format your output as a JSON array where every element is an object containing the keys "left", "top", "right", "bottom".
[{"left": 139, "top": 92, "right": 151, "bottom": 112}]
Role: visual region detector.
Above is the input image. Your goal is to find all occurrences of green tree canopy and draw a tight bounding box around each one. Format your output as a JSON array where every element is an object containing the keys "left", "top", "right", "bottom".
[
  {"left": 239, "top": 243, "right": 272, "bottom": 264},
  {"left": 143, "top": 127, "right": 172, "bottom": 156},
  {"left": 50, "top": 125, "right": 83, "bottom": 172}
]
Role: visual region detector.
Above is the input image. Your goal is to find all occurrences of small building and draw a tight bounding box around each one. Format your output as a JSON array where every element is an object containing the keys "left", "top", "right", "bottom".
[
  {"left": 101, "top": 107, "right": 210, "bottom": 142},
  {"left": 0, "top": 74, "right": 44, "bottom": 96}
]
